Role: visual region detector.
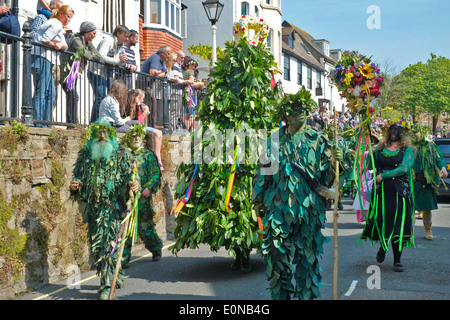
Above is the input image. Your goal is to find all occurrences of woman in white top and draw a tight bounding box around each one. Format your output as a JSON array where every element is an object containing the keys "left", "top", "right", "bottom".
[
  {"left": 32, "top": 5, "right": 74, "bottom": 127},
  {"left": 98, "top": 80, "right": 140, "bottom": 133}
]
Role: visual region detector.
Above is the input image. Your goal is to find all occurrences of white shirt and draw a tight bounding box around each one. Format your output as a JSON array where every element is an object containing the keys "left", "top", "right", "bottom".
[{"left": 33, "top": 18, "right": 66, "bottom": 65}]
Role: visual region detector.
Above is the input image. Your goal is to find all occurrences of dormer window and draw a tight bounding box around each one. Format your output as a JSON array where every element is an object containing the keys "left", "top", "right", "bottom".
[{"left": 289, "top": 33, "right": 294, "bottom": 49}]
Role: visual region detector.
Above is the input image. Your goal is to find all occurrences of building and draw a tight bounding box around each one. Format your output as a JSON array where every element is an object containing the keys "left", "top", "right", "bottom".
[
  {"left": 281, "top": 20, "right": 346, "bottom": 112},
  {"left": 181, "top": 0, "right": 283, "bottom": 78}
]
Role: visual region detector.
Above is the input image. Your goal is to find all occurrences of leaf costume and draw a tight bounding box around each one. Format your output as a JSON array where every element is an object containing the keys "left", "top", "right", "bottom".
[
  {"left": 70, "top": 121, "right": 136, "bottom": 294},
  {"left": 412, "top": 137, "right": 446, "bottom": 210},
  {"left": 170, "top": 34, "right": 279, "bottom": 269},
  {"left": 121, "top": 125, "right": 162, "bottom": 265},
  {"left": 410, "top": 125, "right": 447, "bottom": 240},
  {"left": 253, "top": 89, "right": 336, "bottom": 300}
]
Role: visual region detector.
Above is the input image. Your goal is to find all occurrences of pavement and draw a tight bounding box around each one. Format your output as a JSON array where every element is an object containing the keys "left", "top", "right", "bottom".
[{"left": 15, "top": 197, "right": 450, "bottom": 303}]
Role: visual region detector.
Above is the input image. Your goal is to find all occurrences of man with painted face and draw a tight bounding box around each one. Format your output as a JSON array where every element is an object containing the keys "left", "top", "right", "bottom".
[
  {"left": 253, "top": 87, "right": 342, "bottom": 300},
  {"left": 359, "top": 120, "right": 415, "bottom": 272},
  {"left": 410, "top": 125, "right": 448, "bottom": 240},
  {"left": 121, "top": 124, "right": 162, "bottom": 266},
  {"left": 70, "top": 118, "right": 139, "bottom": 299}
]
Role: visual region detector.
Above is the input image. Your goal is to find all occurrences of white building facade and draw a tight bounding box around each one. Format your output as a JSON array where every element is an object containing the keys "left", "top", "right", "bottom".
[{"left": 181, "top": 0, "right": 283, "bottom": 77}]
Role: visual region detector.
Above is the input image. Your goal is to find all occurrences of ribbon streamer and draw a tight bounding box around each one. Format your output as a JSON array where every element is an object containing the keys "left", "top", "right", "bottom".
[
  {"left": 170, "top": 164, "right": 199, "bottom": 216},
  {"left": 225, "top": 145, "right": 241, "bottom": 213}
]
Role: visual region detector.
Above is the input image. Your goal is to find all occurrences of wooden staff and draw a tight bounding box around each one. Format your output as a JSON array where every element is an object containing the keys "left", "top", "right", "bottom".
[
  {"left": 332, "top": 107, "right": 340, "bottom": 300},
  {"left": 109, "top": 160, "right": 138, "bottom": 300}
]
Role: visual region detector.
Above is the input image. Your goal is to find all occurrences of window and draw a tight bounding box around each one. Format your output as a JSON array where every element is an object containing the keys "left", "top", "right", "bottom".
[
  {"left": 255, "top": 6, "right": 259, "bottom": 17},
  {"left": 316, "top": 70, "right": 322, "bottom": 89},
  {"left": 150, "top": 0, "right": 161, "bottom": 24},
  {"left": 103, "top": 0, "right": 125, "bottom": 33},
  {"left": 289, "top": 33, "right": 294, "bottom": 49},
  {"left": 241, "top": 2, "right": 249, "bottom": 15},
  {"left": 181, "top": 7, "right": 187, "bottom": 38},
  {"left": 146, "top": 0, "right": 182, "bottom": 35},
  {"left": 297, "top": 60, "right": 302, "bottom": 85},
  {"left": 307, "top": 66, "right": 312, "bottom": 89},
  {"left": 266, "top": 29, "right": 273, "bottom": 52},
  {"left": 284, "top": 55, "right": 290, "bottom": 81},
  {"left": 266, "top": 0, "right": 271, "bottom": 4}
]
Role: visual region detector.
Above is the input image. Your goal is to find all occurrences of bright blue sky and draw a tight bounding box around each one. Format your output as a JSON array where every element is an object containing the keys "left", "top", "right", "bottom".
[{"left": 281, "top": 0, "right": 450, "bottom": 73}]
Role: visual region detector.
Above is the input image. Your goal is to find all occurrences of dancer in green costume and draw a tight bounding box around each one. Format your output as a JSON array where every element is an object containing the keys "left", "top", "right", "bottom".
[
  {"left": 170, "top": 16, "right": 279, "bottom": 273},
  {"left": 359, "top": 120, "right": 415, "bottom": 272},
  {"left": 253, "top": 88, "right": 342, "bottom": 300},
  {"left": 121, "top": 124, "right": 162, "bottom": 265},
  {"left": 410, "top": 125, "right": 448, "bottom": 240},
  {"left": 70, "top": 119, "right": 139, "bottom": 299}
]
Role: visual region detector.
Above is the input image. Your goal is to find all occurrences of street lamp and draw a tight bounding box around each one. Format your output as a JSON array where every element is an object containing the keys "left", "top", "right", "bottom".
[{"left": 202, "top": 0, "right": 224, "bottom": 65}]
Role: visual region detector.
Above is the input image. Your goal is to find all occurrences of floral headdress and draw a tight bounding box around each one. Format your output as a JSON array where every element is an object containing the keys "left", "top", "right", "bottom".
[
  {"left": 331, "top": 51, "right": 383, "bottom": 117},
  {"left": 185, "top": 59, "right": 198, "bottom": 68},
  {"left": 233, "top": 15, "right": 270, "bottom": 45},
  {"left": 383, "top": 118, "right": 411, "bottom": 132}
]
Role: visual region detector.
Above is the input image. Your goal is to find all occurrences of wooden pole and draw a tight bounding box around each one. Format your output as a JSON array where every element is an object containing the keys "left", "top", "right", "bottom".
[
  {"left": 332, "top": 107, "right": 340, "bottom": 300},
  {"left": 108, "top": 219, "right": 129, "bottom": 300},
  {"left": 109, "top": 160, "right": 137, "bottom": 300}
]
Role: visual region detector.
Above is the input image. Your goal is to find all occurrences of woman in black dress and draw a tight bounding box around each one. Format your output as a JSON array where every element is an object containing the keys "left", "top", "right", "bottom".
[{"left": 360, "top": 121, "right": 415, "bottom": 272}]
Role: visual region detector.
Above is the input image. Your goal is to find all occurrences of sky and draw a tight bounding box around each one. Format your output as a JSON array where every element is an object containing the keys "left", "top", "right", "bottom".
[{"left": 281, "top": 0, "right": 450, "bottom": 74}]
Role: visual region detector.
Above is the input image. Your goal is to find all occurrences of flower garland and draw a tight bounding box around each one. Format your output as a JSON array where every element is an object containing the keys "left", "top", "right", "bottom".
[
  {"left": 383, "top": 118, "right": 411, "bottom": 132},
  {"left": 332, "top": 51, "right": 383, "bottom": 117},
  {"left": 233, "top": 15, "right": 270, "bottom": 45}
]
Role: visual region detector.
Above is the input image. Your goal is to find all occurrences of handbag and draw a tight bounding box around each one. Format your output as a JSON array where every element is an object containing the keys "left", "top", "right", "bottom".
[{"left": 0, "top": 11, "right": 21, "bottom": 44}]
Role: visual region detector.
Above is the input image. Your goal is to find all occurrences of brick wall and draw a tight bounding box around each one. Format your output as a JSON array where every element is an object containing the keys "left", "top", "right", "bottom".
[{"left": 140, "top": 28, "right": 183, "bottom": 62}]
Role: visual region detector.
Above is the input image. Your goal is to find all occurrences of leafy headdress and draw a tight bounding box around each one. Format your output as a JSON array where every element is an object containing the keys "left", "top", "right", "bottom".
[
  {"left": 273, "top": 86, "right": 315, "bottom": 124},
  {"left": 121, "top": 123, "right": 146, "bottom": 148},
  {"left": 85, "top": 118, "right": 119, "bottom": 151}
]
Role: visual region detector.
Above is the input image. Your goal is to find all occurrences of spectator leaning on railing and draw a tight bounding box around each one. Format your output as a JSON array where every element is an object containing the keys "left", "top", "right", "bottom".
[
  {"left": 61, "top": 21, "right": 101, "bottom": 125},
  {"left": 119, "top": 28, "right": 138, "bottom": 89},
  {"left": 90, "top": 25, "right": 129, "bottom": 123},
  {"left": 32, "top": 5, "right": 74, "bottom": 128}
]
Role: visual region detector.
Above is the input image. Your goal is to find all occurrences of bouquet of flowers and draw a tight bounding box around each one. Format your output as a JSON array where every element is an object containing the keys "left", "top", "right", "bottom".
[
  {"left": 332, "top": 51, "right": 383, "bottom": 116},
  {"left": 332, "top": 51, "right": 384, "bottom": 219}
]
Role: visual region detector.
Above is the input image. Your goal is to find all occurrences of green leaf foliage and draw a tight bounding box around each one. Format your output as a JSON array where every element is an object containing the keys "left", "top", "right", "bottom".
[{"left": 170, "top": 39, "right": 280, "bottom": 255}]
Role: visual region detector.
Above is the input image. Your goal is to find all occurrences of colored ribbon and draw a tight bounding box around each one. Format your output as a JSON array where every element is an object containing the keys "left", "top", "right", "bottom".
[
  {"left": 170, "top": 164, "right": 199, "bottom": 216},
  {"left": 225, "top": 145, "right": 241, "bottom": 213}
]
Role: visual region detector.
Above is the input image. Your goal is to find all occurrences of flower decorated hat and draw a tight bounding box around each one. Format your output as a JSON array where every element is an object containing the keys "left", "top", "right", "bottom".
[{"left": 383, "top": 118, "right": 411, "bottom": 132}]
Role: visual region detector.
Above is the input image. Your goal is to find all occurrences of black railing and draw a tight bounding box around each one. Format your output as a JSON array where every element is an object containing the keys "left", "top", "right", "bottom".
[{"left": 0, "top": 20, "right": 204, "bottom": 134}]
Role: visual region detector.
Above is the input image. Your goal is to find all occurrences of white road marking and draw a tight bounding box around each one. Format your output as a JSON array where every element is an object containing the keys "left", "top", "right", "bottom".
[{"left": 345, "top": 280, "right": 358, "bottom": 296}]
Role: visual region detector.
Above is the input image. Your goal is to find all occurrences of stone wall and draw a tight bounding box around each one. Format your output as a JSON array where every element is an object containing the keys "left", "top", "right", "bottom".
[{"left": 0, "top": 125, "right": 191, "bottom": 299}]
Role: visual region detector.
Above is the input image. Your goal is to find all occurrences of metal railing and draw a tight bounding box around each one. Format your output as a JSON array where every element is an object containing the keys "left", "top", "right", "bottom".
[{"left": 0, "top": 20, "right": 203, "bottom": 134}]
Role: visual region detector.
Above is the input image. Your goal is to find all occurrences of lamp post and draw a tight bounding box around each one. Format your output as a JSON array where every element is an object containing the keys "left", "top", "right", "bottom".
[{"left": 202, "top": 0, "right": 224, "bottom": 65}]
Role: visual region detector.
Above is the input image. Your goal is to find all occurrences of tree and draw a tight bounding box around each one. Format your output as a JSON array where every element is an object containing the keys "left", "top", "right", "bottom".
[{"left": 389, "top": 54, "right": 450, "bottom": 132}]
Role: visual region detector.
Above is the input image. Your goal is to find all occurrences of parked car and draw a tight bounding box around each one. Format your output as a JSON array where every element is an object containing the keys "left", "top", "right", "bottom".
[{"left": 435, "top": 138, "right": 450, "bottom": 197}]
